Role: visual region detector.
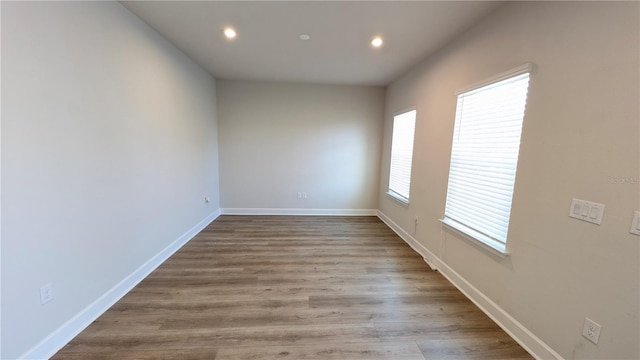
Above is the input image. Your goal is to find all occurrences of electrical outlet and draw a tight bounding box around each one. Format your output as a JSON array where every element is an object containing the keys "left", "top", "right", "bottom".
[
  {"left": 582, "top": 317, "right": 601, "bottom": 344},
  {"left": 302, "top": 192, "right": 307, "bottom": 199},
  {"left": 40, "top": 283, "right": 53, "bottom": 305},
  {"left": 297, "top": 192, "right": 302, "bottom": 199}
]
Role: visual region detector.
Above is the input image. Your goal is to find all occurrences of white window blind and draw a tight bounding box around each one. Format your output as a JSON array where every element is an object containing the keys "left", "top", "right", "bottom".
[
  {"left": 443, "top": 69, "right": 530, "bottom": 253},
  {"left": 388, "top": 110, "right": 416, "bottom": 203}
]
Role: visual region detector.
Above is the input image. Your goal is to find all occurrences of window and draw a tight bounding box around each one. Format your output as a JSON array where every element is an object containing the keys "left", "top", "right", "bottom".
[
  {"left": 442, "top": 64, "right": 532, "bottom": 254},
  {"left": 388, "top": 109, "right": 416, "bottom": 204}
]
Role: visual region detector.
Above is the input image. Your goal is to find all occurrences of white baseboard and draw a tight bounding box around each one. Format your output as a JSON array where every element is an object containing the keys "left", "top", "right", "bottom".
[
  {"left": 221, "top": 208, "right": 377, "bottom": 216},
  {"left": 376, "top": 211, "right": 437, "bottom": 270},
  {"left": 19, "top": 210, "right": 221, "bottom": 360},
  {"left": 376, "top": 210, "right": 562, "bottom": 360}
]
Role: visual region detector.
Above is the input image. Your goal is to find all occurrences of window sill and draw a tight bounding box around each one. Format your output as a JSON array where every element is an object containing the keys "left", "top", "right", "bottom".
[
  {"left": 440, "top": 218, "right": 509, "bottom": 258},
  {"left": 386, "top": 190, "right": 409, "bottom": 207}
]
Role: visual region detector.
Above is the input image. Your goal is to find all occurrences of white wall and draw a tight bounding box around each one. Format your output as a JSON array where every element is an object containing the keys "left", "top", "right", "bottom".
[
  {"left": 217, "top": 80, "right": 384, "bottom": 213},
  {"left": 379, "top": 2, "right": 639, "bottom": 359},
  {"left": 1, "top": 2, "right": 220, "bottom": 358}
]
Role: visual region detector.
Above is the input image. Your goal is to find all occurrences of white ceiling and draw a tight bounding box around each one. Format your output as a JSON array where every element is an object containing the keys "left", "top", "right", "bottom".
[{"left": 121, "top": 1, "right": 503, "bottom": 86}]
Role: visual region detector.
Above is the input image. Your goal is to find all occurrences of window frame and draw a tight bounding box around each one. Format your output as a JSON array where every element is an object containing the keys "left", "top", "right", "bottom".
[
  {"left": 441, "top": 63, "right": 534, "bottom": 256},
  {"left": 387, "top": 108, "right": 417, "bottom": 206}
]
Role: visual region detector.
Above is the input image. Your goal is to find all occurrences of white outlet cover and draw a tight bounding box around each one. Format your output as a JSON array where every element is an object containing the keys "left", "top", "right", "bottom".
[
  {"left": 582, "top": 317, "right": 601, "bottom": 345},
  {"left": 40, "top": 283, "right": 53, "bottom": 305},
  {"left": 630, "top": 211, "right": 640, "bottom": 236}
]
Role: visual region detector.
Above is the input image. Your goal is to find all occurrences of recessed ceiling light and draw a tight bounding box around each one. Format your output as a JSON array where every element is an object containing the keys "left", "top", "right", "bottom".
[
  {"left": 371, "top": 37, "right": 383, "bottom": 48},
  {"left": 223, "top": 27, "right": 237, "bottom": 39},
  {"left": 299, "top": 34, "right": 311, "bottom": 41}
]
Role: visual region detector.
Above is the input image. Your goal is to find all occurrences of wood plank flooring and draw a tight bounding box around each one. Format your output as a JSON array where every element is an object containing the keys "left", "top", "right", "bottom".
[{"left": 52, "top": 216, "right": 532, "bottom": 360}]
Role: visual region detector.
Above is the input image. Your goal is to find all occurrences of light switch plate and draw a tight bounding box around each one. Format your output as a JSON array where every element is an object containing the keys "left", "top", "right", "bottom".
[
  {"left": 569, "top": 198, "right": 604, "bottom": 225},
  {"left": 630, "top": 211, "right": 640, "bottom": 236}
]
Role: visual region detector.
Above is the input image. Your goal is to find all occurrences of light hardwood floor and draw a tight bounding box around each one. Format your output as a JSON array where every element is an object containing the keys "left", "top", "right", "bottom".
[{"left": 52, "top": 216, "right": 532, "bottom": 360}]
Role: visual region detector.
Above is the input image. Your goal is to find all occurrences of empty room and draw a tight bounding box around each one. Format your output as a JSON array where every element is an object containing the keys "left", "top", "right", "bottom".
[{"left": 1, "top": 1, "right": 638, "bottom": 359}]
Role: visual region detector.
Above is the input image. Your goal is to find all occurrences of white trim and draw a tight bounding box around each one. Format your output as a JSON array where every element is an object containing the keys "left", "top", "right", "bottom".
[
  {"left": 440, "top": 218, "right": 508, "bottom": 258},
  {"left": 392, "top": 105, "right": 416, "bottom": 117},
  {"left": 456, "top": 62, "right": 535, "bottom": 95},
  {"left": 434, "top": 259, "right": 563, "bottom": 360},
  {"left": 376, "top": 210, "right": 436, "bottom": 270},
  {"left": 386, "top": 190, "right": 409, "bottom": 207},
  {"left": 377, "top": 210, "right": 563, "bottom": 360},
  {"left": 18, "top": 210, "right": 221, "bottom": 360},
  {"left": 221, "top": 208, "right": 378, "bottom": 216}
]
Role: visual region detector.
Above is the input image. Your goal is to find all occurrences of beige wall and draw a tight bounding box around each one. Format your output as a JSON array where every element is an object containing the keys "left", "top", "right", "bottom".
[
  {"left": 1, "top": 2, "right": 220, "bottom": 358},
  {"left": 4, "top": 1, "right": 638, "bottom": 359},
  {"left": 217, "top": 80, "right": 384, "bottom": 212},
  {"left": 379, "top": 2, "right": 639, "bottom": 359}
]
